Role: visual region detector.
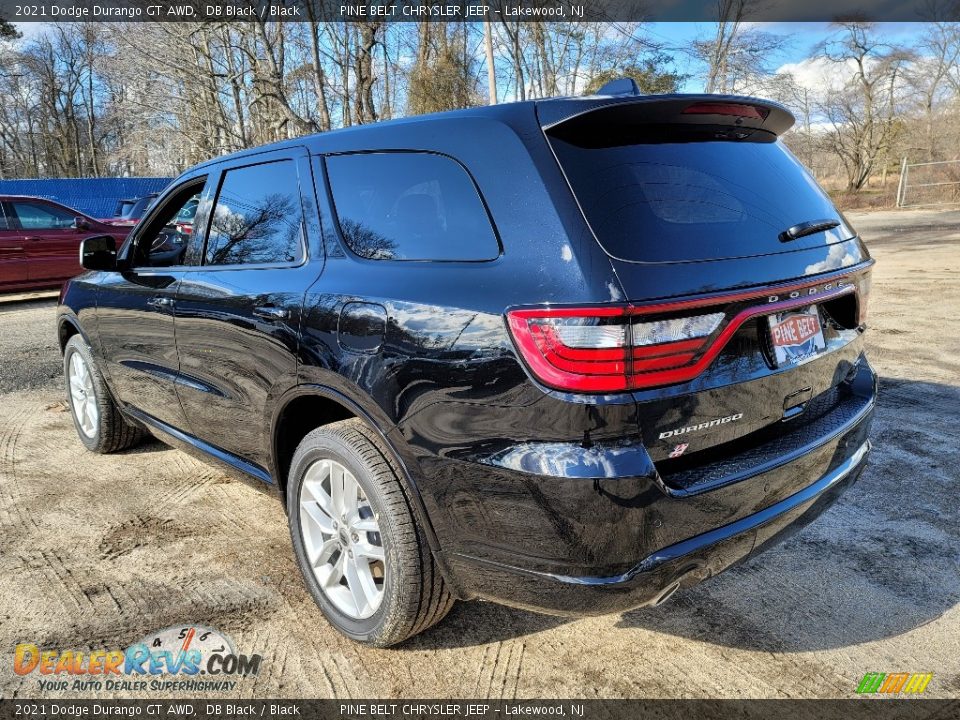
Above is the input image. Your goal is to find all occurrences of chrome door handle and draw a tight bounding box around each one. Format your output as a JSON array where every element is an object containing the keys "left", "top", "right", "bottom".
[
  {"left": 253, "top": 305, "right": 289, "bottom": 321},
  {"left": 147, "top": 296, "right": 174, "bottom": 309}
]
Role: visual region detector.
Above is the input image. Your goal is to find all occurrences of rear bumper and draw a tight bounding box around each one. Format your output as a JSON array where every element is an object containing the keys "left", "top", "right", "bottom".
[
  {"left": 444, "top": 438, "right": 869, "bottom": 615},
  {"left": 437, "top": 356, "right": 876, "bottom": 615}
]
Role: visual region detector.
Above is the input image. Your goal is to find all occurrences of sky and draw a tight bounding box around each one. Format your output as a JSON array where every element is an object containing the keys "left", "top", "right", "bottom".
[{"left": 647, "top": 22, "right": 933, "bottom": 91}]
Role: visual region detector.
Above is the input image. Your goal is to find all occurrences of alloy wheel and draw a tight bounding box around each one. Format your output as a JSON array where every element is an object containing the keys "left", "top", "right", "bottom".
[
  {"left": 68, "top": 352, "right": 99, "bottom": 438},
  {"left": 298, "top": 459, "right": 386, "bottom": 619}
]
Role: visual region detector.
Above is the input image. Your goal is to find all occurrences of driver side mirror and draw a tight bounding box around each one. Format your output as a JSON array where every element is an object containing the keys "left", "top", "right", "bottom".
[
  {"left": 72, "top": 216, "right": 91, "bottom": 231},
  {"left": 80, "top": 235, "right": 117, "bottom": 271}
]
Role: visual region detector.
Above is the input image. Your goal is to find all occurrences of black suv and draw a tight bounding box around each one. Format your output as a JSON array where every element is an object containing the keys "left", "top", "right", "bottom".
[{"left": 58, "top": 91, "right": 876, "bottom": 647}]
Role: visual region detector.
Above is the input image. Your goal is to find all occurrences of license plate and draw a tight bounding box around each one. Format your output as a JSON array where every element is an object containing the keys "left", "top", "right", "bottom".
[{"left": 768, "top": 306, "right": 825, "bottom": 366}]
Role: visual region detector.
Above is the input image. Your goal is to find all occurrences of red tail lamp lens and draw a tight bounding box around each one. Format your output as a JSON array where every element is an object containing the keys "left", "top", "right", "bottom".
[{"left": 506, "top": 308, "right": 723, "bottom": 392}]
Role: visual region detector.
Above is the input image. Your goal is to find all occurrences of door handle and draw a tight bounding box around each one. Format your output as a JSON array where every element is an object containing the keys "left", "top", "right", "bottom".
[
  {"left": 147, "top": 296, "right": 174, "bottom": 309},
  {"left": 253, "top": 305, "right": 289, "bottom": 321}
]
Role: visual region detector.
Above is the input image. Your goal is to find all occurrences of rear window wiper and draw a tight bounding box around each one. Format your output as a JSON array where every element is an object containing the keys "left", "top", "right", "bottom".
[{"left": 779, "top": 219, "right": 841, "bottom": 243}]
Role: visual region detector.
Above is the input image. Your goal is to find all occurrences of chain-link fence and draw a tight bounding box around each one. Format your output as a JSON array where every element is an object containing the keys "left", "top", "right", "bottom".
[{"left": 896, "top": 158, "right": 960, "bottom": 208}]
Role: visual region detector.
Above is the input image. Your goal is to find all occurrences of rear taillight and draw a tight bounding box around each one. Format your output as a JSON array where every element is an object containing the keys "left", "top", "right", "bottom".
[
  {"left": 507, "top": 307, "right": 724, "bottom": 392},
  {"left": 506, "top": 273, "right": 862, "bottom": 393}
]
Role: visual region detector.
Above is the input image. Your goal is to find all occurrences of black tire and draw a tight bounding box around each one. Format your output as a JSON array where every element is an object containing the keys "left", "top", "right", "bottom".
[
  {"left": 287, "top": 418, "right": 454, "bottom": 647},
  {"left": 63, "top": 334, "right": 145, "bottom": 454}
]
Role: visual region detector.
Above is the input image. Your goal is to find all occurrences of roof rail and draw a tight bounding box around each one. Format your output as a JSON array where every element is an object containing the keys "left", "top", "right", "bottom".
[{"left": 596, "top": 77, "right": 641, "bottom": 96}]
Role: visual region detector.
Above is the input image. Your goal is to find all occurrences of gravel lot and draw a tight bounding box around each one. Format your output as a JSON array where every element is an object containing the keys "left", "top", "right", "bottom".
[{"left": 0, "top": 210, "right": 958, "bottom": 699}]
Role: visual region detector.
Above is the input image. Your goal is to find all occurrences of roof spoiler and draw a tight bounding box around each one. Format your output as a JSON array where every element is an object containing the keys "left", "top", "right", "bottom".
[{"left": 537, "top": 93, "right": 796, "bottom": 138}]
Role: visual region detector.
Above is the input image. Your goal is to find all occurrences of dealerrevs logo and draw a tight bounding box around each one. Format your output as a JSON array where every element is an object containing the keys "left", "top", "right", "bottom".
[
  {"left": 659, "top": 413, "right": 744, "bottom": 440},
  {"left": 14, "top": 624, "right": 262, "bottom": 693}
]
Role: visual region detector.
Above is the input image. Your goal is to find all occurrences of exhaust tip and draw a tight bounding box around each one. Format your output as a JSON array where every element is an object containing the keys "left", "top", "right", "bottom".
[{"left": 652, "top": 582, "right": 681, "bottom": 607}]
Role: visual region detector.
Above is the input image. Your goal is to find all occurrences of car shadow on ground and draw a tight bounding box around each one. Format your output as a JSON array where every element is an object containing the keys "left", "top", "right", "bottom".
[
  {"left": 409, "top": 378, "right": 960, "bottom": 652},
  {"left": 115, "top": 438, "right": 173, "bottom": 455}
]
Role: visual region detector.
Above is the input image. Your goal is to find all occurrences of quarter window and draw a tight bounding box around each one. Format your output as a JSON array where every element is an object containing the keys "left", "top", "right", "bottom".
[
  {"left": 205, "top": 160, "right": 305, "bottom": 266},
  {"left": 326, "top": 152, "right": 499, "bottom": 261}
]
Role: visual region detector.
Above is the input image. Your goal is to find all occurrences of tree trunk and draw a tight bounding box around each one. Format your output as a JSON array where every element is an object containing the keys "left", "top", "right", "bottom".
[{"left": 484, "top": 21, "right": 497, "bottom": 105}]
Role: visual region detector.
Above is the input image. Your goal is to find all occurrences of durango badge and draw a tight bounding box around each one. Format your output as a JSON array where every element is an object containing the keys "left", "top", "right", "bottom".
[{"left": 659, "top": 413, "right": 744, "bottom": 440}]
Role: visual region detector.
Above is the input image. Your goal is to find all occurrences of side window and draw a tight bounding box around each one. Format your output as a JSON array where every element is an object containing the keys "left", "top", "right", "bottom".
[
  {"left": 11, "top": 201, "right": 76, "bottom": 230},
  {"left": 205, "top": 160, "right": 304, "bottom": 266},
  {"left": 0, "top": 204, "right": 10, "bottom": 230},
  {"left": 325, "top": 152, "right": 499, "bottom": 261},
  {"left": 133, "top": 182, "right": 206, "bottom": 268}
]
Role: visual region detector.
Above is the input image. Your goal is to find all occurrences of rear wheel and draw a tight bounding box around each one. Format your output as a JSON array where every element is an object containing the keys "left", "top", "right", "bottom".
[
  {"left": 63, "top": 335, "right": 144, "bottom": 453},
  {"left": 287, "top": 419, "right": 454, "bottom": 646}
]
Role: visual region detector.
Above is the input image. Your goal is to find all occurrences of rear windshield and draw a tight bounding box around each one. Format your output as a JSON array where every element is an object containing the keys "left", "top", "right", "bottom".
[{"left": 548, "top": 134, "right": 849, "bottom": 263}]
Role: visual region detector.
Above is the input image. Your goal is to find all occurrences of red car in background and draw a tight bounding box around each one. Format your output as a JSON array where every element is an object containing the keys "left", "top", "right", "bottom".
[
  {"left": 99, "top": 193, "right": 159, "bottom": 227},
  {"left": 0, "top": 196, "right": 128, "bottom": 293}
]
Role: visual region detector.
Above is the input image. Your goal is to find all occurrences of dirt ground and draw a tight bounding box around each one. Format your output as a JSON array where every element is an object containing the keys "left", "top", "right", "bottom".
[{"left": 0, "top": 209, "right": 958, "bottom": 700}]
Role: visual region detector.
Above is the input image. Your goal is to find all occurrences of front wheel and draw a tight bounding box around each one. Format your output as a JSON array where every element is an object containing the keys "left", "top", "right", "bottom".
[
  {"left": 63, "top": 334, "right": 144, "bottom": 453},
  {"left": 287, "top": 419, "right": 454, "bottom": 646}
]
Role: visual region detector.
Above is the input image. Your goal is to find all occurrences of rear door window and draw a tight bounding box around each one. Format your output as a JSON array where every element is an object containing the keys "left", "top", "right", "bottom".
[
  {"left": 10, "top": 201, "right": 76, "bottom": 230},
  {"left": 325, "top": 152, "right": 499, "bottom": 261},
  {"left": 205, "top": 160, "right": 305, "bottom": 266},
  {"left": 548, "top": 134, "right": 851, "bottom": 263}
]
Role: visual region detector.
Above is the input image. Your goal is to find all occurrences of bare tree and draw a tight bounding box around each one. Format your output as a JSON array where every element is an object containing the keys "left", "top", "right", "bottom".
[
  {"left": 816, "top": 22, "right": 913, "bottom": 190},
  {"left": 700, "top": 0, "right": 748, "bottom": 92},
  {"left": 694, "top": 2, "right": 791, "bottom": 94},
  {"left": 905, "top": 21, "right": 960, "bottom": 160},
  {"left": 353, "top": 21, "right": 382, "bottom": 124}
]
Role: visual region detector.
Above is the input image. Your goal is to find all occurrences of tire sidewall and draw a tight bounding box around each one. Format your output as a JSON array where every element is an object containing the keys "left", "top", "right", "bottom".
[
  {"left": 63, "top": 337, "right": 103, "bottom": 452},
  {"left": 287, "top": 430, "right": 405, "bottom": 644}
]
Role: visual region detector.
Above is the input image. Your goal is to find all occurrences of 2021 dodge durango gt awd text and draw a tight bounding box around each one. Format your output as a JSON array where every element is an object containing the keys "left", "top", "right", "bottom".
[{"left": 57, "top": 92, "right": 876, "bottom": 647}]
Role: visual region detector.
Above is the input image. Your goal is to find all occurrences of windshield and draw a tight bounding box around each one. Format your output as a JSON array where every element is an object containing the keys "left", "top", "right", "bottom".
[
  {"left": 176, "top": 199, "right": 199, "bottom": 223},
  {"left": 548, "top": 134, "right": 851, "bottom": 263}
]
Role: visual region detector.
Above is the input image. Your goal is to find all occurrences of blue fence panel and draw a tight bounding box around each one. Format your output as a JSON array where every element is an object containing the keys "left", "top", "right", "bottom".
[{"left": 0, "top": 177, "right": 173, "bottom": 219}]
